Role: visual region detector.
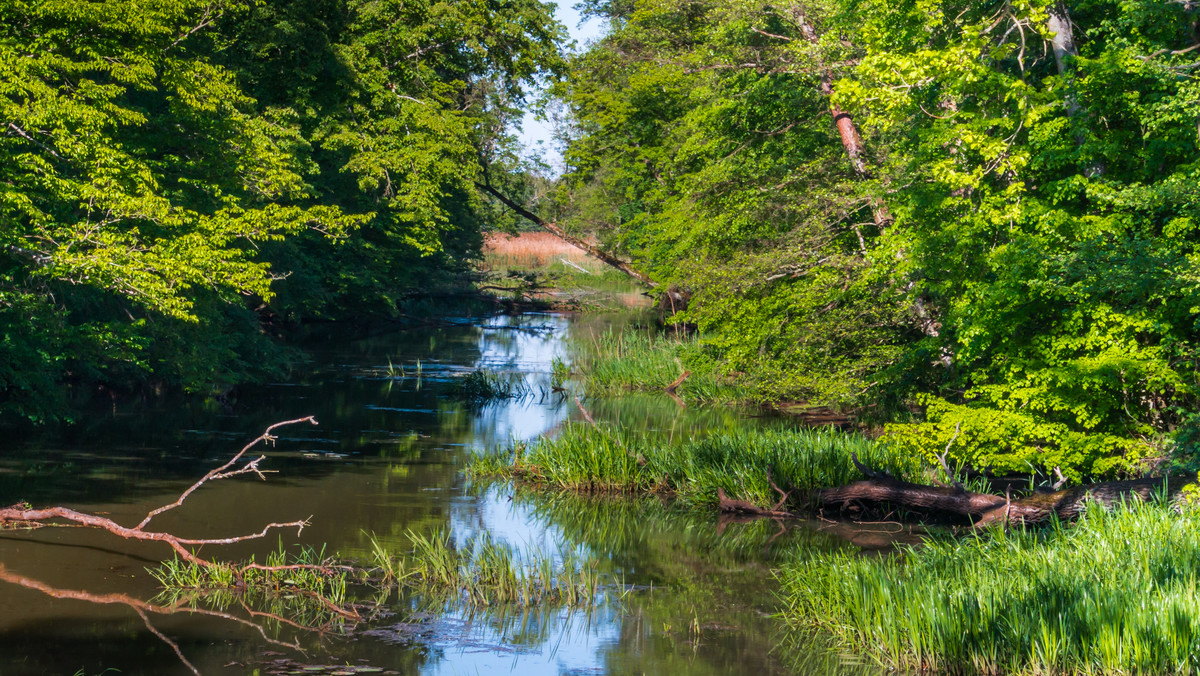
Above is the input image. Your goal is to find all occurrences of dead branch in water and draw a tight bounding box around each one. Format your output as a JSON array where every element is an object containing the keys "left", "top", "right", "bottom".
[{"left": 0, "top": 417, "right": 350, "bottom": 580}]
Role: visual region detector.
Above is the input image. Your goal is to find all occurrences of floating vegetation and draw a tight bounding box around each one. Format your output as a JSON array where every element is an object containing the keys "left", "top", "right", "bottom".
[
  {"left": 448, "top": 369, "right": 530, "bottom": 403},
  {"left": 470, "top": 423, "right": 920, "bottom": 510},
  {"left": 779, "top": 499, "right": 1200, "bottom": 675},
  {"left": 369, "top": 530, "right": 604, "bottom": 607}
]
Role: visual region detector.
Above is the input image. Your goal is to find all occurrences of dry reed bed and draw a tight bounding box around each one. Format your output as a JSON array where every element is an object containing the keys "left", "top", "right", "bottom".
[{"left": 483, "top": 231, "right": 601, "bottom": 270}]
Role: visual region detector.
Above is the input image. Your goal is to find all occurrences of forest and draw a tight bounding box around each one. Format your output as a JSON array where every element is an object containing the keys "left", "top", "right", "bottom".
[
  {"left": 6, "top": 0, "right": 1199, "bottom": 481},
  {"left": 4, "top": 0, "right": 1200, "bottom": 673}
]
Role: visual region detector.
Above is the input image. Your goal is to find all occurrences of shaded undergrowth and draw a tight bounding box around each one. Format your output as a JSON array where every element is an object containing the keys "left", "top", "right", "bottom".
[
  {"left": 780, "top": 499, "right": 1200, "bottom": 675},
  {"left": 470, "top": 422, "right": 921, "bottom": 510}
]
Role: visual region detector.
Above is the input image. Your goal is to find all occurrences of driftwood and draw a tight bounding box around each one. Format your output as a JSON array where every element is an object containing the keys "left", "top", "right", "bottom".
[
  {"left": 818, "top": 454, "right": 1192, "bottom": 527},
  {"left": 717, "top": 469, "right": 794, "bottom": 518},
  {"left": 665, "top": 370, "right": 690, "bottom": 394},
  {"left": 0, "top": 417, "right": 367, "bottom": 672}
]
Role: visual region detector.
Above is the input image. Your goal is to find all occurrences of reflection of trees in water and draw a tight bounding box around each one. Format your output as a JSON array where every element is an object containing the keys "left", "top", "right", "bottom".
[{"left": 0, "top": 564, "right": 341, "bottom": 675}]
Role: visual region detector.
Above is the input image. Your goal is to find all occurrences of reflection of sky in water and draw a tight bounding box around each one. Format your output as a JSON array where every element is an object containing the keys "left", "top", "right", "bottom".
[
  {"left": 418, "top": 606, "right": 623, "bottom": 676},
  {"left": 467, "top": 314, "right": 571, "bottom": 445},
  {"left": 429, "top": 313, "right": 619, "bottom": 675}
]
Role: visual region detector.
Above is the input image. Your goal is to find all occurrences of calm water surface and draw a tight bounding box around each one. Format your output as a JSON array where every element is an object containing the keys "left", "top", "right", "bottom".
[{"left": 0, "top": 312, "right": 885, "bottom": 675}]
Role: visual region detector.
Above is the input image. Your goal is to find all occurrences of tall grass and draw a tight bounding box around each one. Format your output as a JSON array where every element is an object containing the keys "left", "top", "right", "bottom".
[
  {"left": 369, "top": 529, "right": 604, "bottom": 607},
  {"left": 780, "top": 499, "right": 1200, "bottom": 674},
  {"left": 572, "top": 328, "right": 749, "bottom": 404},
  {"left": 470, "top": 423, "right": 920, "bottom": 509}
]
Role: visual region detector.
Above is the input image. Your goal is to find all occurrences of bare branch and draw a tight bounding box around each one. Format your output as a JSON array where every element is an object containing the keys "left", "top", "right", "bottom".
[{"left": 137, "top": 416, "right": 317, "bottom": 530}]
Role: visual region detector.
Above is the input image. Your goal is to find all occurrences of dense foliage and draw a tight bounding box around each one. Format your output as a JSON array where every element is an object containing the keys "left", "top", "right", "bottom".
[
  {"left": 0, "top": 0, "right": 565, "bottom": 423},
  {"left": 554, "top": 0, "right": 1200, "bottom": 478}
]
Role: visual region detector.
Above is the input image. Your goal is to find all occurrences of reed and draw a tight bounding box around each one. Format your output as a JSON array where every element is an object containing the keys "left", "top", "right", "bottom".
[
  {"left": 779, "top": 498, "right": 1200, "bottom": 674},
  {"left": 369, "top": 530, "right": 604, "bottom": 607},
  {"left": 572, "top": 328, "right": 749, "bottom": 404},
  {"left": 470, "top": 423, "right": 920, "bottom": 509},
  {"left": 449, "top": 369, "right": 530, "bottom": 402},
  {"left": 483, "top": 231, "right": 603, "bottom": 273}
]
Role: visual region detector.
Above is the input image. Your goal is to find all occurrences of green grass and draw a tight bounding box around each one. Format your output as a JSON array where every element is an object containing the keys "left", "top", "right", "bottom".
[
  {"left": 779, "top": 498, "right": 1200, "bottom": 674},
  {"left": 369, "top": 530, "right": 604, "bottom": 607},
  {"left": 470, "top": 423, "right": 921, "bottom": 510},
  {"left": 571, "top": 328, "right": 750, "bottom": 404},
  {"left": 149, "top": 543, "right": 348, "bottom": 603}
]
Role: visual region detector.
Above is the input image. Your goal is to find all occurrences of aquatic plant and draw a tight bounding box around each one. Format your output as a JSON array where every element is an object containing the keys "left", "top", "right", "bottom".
[
  {"left": 448, "top": 369, "right": 530, "bottom": 402},
  {"left": 572, "top": 329, "right": 749, "bottom": 404},
  {"left": 779, "top": 499, "right": 1200, "bottom": 674},
  {"left": 369, "top": 530, "right": 604, "bottom": 607},
  {"left": 150, "top": 543, "right": 349, "bottom": 606},
  {"left": 470, "top": 423, "right": 920, "bottom": 509},
  {"left": 551, "top": 356, "right": 570, "bottom": 388}
]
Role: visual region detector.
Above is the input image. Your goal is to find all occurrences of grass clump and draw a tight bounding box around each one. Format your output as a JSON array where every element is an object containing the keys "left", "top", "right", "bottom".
[
  {"left": 150, "top": 544, "right": 349, "bottom": 605},
  {"left": 780, "top": 499, "right": 1200, "bottom": 674},
  {"left": 573, "top": 329, "right": 748, "bottom": 404},
  {"left": 448, "top": 369, "right": 529, "bottom": 403},
  {"left": 370, "top": 530, "right": 603, "bottom": 607},
  {"left": 470, "top": 423, "right": 920, "bottom": 509}
]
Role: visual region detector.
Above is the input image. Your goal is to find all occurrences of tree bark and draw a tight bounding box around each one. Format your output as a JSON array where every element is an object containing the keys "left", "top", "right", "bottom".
[
  {"left": 795, "top": 16, "right": 893, "bottom": 227},
  {"left": 475, "top": 181, "right": 657, "bottom": 288},
  {"left": 817, "top": 462, "right": 1192, "bottom": 527}
]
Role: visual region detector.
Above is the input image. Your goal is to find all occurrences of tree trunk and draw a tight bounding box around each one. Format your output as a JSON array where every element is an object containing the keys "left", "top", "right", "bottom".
[
  {"left": 817, "top": 461, "right": 1191, "bottom": 527},
  {"left": 796, "top": 16, "right": 893, "bottom": 227}
]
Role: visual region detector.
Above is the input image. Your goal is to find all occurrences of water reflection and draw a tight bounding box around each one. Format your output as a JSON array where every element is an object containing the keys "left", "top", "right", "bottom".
[{"left": 0, "top": 311, "right": 881, "bottom": 675}]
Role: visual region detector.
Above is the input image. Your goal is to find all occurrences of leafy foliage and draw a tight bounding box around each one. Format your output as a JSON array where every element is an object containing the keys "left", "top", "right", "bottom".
[
  {"left": 0, "top": 0, "right": 567, "bottom": 423},
  {"left": 555, "top": 0, "right": 1200, "bottom": 477}
]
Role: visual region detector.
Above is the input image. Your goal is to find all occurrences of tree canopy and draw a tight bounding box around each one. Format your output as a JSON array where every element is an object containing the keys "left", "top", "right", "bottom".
[
  {"left": 0, "top": 0, "right": 566, "bottom": 423},
  {"left": 554, "top": 0, "right": 1200, "bottom": 478}
]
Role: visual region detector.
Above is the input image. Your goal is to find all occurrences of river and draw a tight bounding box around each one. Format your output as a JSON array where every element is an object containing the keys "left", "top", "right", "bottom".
[{"left": 0, "top": 309, "right": 886, "bottom": 675}]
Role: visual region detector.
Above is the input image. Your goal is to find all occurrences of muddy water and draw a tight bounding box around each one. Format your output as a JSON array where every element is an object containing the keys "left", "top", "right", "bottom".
[{"left": 0, "top": 312, "right": 884, "bottom": 675}]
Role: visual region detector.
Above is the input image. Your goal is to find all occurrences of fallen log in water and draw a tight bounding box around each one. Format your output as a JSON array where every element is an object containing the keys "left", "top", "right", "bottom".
[{"left": 816, "top": 453, "right": 1192, "bottom": 527}]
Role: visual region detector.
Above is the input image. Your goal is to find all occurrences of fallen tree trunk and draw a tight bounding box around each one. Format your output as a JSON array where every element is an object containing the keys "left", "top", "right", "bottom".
[{"left": 817, "top": 455, "right": 1192, "bottom": 527}]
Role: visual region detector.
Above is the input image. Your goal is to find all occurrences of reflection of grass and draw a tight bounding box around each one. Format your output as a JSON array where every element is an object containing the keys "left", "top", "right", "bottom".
[
  {"left": 149, "top": 544, "right": 351, "bottom": 628},
  {"left": 369, "top": 530, "right": 603, "bottom": 607},
  {"left": 470, "top": 423, "right": 920, "bottom": 509},
  {"left": 781, "top": 499, "right": 1200, "bottom": 675},
  {"left": 572, "top": 329, "right": 748, "bottom": 403},
  {"left": 484, "top": 487, "right": 877, "bottom": 675}
]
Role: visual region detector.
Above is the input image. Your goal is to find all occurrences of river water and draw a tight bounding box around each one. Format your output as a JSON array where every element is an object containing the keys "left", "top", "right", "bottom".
[{"left": 0, "top": 310, "right": 885, "bottom": 675}]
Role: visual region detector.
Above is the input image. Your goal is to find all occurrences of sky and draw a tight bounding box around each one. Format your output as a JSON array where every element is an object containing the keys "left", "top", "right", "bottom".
[{"left": 515, "top": 0, "right": 607, "bottom": 172}]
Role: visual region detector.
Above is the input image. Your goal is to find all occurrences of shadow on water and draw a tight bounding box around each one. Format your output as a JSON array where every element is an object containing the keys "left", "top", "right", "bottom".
[{"left": 0, "top": 311, "right": 890, "bottom": 675}]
